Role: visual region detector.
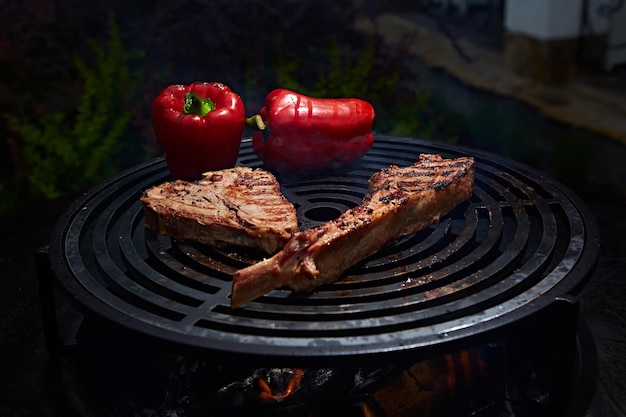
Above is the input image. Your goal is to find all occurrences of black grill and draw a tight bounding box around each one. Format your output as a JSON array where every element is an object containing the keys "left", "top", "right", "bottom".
[{"left": 47, "top": 135, "right": 600, "bottom": 363}]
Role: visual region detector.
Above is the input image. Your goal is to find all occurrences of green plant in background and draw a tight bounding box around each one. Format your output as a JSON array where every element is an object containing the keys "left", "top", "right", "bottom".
[
  {"left": 273, "top": 38, "right": 399, "bottom": 101},
  {"left": 379, "top": 91, "right": 440, "bottom": 139},
  {"left": 313, "top": 40, "right": 398, "bottom": 100},
  {"left": 3, "top": 14, "right": 141, "bottom": 202}
]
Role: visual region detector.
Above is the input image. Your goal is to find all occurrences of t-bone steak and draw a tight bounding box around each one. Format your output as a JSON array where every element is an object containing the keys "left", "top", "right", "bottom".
[
  {"left": 141, "top": 166, "right": 298, "bottom": 254},
  {"left": 231, "top": 154, "right": 475, "bottom": 308}
]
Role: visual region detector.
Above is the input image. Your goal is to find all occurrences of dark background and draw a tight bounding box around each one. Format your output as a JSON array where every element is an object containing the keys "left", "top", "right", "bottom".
[{"left": 1, "top": 1, "right": 625, "bottom": 416}]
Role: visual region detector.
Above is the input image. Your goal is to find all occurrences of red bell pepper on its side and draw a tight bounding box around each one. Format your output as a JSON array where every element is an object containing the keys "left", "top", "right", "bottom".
[
  {"left": 152, "top": 82, "right": 245, "bottom": 180},
  {"left": 247, "top": 88, "right": 375, "bottom": 173}
]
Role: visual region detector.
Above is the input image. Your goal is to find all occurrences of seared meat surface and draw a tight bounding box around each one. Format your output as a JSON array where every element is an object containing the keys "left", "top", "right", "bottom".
[
  {"left": 141, "top": 167, "right": 298, "bottom": 254},
  {"left": 231, "top": 154, "right": 475, "bottom": 308}
]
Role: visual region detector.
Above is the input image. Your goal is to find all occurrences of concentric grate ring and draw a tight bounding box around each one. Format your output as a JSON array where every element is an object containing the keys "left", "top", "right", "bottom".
[{"left": 50, "top": 135, "right": 599, "bottom": 361}]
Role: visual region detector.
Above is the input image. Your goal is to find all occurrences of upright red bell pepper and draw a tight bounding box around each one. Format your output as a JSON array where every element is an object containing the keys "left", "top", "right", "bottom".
[
  {"left": 152, "top": 82, "right": 245, "bottom": 180},
  {"left": 246, "top": 88, "right": 375, "bottom": 173}
]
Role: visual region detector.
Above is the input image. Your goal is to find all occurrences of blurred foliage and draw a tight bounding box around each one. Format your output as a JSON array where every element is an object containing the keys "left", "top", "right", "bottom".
[
  {"left": 0, "top": 0, "right": 620, "bottom": 215},
  {"left": 4, "top": 14, "right": 143, "bottom": 200}
]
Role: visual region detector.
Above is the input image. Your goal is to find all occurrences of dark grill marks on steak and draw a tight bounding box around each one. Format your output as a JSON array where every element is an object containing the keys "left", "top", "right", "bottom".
[
  {"left": 140, "top": 167, "right": 298, "bottom": 255},
  {"left": 230, "top": 154, "right": 475, "bottom": 308}
]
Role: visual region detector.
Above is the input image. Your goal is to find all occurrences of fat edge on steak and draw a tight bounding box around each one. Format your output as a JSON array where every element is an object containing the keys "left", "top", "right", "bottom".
[{"left": 231, "top": 154, "right": 475, "bottom": 308}]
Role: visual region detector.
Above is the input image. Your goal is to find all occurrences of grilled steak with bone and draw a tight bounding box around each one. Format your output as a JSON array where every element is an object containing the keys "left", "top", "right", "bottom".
[
  {"left": 141, "top": 167, "right": 298, "bottom": 254},
  {"left": 231, "top": 154, "right": 475, "bottom": 308}
]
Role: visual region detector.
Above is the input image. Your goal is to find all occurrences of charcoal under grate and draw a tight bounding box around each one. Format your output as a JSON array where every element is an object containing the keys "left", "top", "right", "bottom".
[{"left": 48, "top": 135, "right": 600, "bottom": 362}]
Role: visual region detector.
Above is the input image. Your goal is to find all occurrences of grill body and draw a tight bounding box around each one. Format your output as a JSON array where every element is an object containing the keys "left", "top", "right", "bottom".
[{"left": 46, "top": 135, "right": 599, "bottom": 364}]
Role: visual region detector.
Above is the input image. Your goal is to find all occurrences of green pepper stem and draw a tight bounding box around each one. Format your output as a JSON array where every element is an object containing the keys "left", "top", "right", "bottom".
[
  {"left": 245, "top": 114, "right": 266, "bottom": 131},
  {"left": 183, "top": 92, "right": 216, "bottom": 116}
]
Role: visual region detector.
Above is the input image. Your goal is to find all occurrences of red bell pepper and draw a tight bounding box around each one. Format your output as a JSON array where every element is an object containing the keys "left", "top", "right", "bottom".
[
  {"left": 152, "top": 82, "right": 245, "bottom": 180},
  {"left": 246, "top": 88, "right": 375, "bottom": 173}
]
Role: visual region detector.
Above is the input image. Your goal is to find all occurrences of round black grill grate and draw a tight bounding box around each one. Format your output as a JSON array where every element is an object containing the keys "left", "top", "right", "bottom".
[{"left": 49, "top": 135, "right": 600, "bottom": 361}]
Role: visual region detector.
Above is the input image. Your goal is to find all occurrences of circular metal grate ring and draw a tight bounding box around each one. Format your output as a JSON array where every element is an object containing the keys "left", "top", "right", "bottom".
[{"left": 49, "top": 135, "right": 600, "bottom": 361}]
